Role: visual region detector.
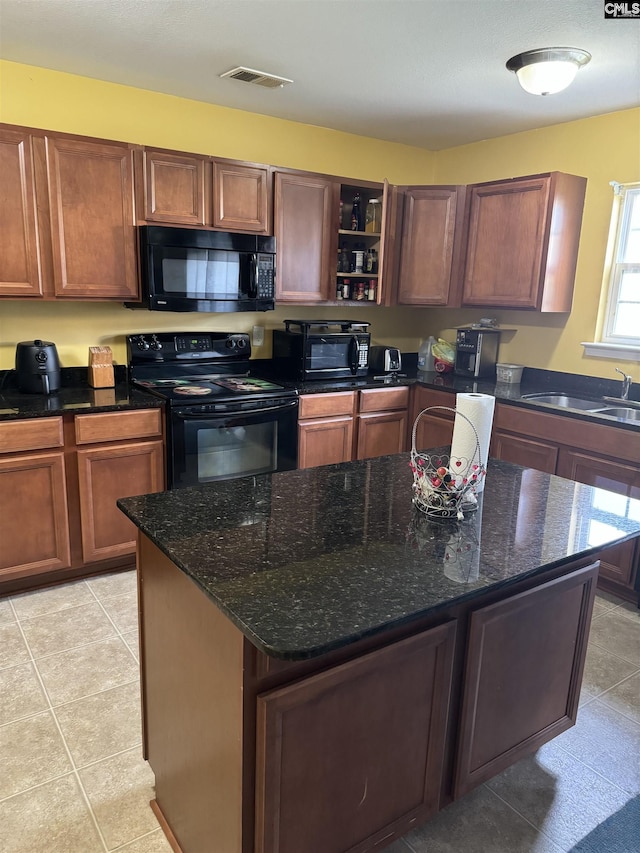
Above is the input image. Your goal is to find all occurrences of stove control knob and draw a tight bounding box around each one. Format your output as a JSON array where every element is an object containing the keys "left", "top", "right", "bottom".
[
  {"left": 225, "top": 338, "right": 236, "bottom": 349},
  {"left": 235, "top": 336, "right": 247, "bottom": 349},
  {"left": 136, "top": 336, "right": 150, "bottom": 351},
  {"left": 150, "top": 335, "right": 162, "bottom": 351}
]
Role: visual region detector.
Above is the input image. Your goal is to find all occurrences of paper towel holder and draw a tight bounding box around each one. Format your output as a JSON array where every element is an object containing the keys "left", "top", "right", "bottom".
[{"left": 410, "top": 406, "right": 485, "bottom": 520}]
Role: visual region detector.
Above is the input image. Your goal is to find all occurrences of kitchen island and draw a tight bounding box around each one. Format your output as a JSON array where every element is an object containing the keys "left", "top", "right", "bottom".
[{"left": 118, "top": 454, "right": 640, "bottom": 853}]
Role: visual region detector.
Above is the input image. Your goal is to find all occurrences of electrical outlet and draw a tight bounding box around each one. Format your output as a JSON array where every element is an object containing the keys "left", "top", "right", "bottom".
[{"left": 252, "top": 325, "right": 265, "bottom": 347}]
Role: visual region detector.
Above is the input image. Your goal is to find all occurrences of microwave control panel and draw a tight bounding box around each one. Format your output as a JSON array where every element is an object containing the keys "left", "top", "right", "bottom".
[
  {"left": 358, "top": 338, "right": 369, "bottom": 368},
  {"left": 257, "top": 254, "right": 275, "bottom": 298}
]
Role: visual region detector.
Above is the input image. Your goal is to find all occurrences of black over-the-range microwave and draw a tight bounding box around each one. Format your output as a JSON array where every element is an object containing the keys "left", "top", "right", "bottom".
[{"left": 126, "top": 225, "right": 276, "bottom": 313}]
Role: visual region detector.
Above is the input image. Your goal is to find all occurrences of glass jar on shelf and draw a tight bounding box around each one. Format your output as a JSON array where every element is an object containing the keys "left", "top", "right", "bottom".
[{"left": 365, "top": 199, "right": 382, "bottom": 233}]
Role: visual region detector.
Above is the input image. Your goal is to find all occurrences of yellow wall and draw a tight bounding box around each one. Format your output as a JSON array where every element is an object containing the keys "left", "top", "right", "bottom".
[
  {"left": 1, "top": 59, "right": 639, "bottom": 380},
  {"left": 0, "top": 60, "right": 438, "bottom": 369},
  {"left": 431, "top": 109, "right": 640, "bottom": 379}
]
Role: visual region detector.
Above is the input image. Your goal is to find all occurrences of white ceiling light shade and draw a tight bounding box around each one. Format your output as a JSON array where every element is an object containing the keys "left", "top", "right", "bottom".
[{"left": 506, "top": 47, "right": 591, "bottom": 96}]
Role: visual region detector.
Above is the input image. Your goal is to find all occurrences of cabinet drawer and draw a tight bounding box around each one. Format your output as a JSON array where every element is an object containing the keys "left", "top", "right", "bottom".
[
  {"left": 0, "top": 417, "right": 64, "bottom": 454},
  {"left": 299, "top": 392, "right": 356, "bottom": 419},
  {"left": 359, "top": 386, "right": 409, "bottom": 413},
  {"left": 75, "top": 409, "right": 163, "bottom": 444}
]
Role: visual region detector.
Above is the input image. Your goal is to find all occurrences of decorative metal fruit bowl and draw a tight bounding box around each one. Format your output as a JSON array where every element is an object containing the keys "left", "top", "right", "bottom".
[{"left": 410, "top": 406, "right": 485, "bottom": 520}]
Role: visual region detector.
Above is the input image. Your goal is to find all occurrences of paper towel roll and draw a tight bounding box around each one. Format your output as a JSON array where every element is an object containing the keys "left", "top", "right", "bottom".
[{"left": 450, "top": 393, "right": 495, "bottom": 493}]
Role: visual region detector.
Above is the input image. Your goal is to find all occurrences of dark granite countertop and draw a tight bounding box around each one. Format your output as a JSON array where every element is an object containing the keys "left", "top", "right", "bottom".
[
  {"left": 0, "top": 367, "right": 163, "bottom": 420},
  {"left": 118, "top": 453, "right": 640, "bottom": 660},
  {"left": 410, "top": 366, "right": 640, "bottom": 433},
  {"left": 2, "top": 358, "right": 637, "bottom": 433}
]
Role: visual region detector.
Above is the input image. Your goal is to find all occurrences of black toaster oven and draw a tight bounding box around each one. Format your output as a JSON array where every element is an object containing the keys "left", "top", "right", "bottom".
[{"left": 272, "top": 320, "right": 371, "bottom": 381}]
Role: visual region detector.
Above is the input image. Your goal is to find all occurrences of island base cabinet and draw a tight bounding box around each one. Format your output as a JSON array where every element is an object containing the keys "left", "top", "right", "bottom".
[
  {"left": 454, "top": 562, "right": 598, "bottom": 797},
  {"left": 255, "top": 623, "right": 456, "bottom": 853}
]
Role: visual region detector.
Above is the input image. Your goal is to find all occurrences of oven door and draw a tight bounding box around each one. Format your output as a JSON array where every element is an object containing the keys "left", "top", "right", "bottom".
[{"left": 168, "top": 398, "right": 298, "bottom": 488}]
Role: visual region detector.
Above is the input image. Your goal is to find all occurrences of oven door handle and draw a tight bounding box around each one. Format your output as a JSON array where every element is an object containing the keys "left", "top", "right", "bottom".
[{"left": 173, "top": 399, "right": 298, "bottom": 419}]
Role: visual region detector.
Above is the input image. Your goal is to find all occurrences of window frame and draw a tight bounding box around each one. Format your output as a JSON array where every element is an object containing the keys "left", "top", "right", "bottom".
[{"left": 601, "top": 181, "right": 640, "bottom": 346}]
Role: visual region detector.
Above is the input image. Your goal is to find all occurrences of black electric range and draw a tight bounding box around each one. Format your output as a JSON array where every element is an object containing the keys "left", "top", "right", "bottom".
[
  {"left": 127, "top": 332, "right": 298, "bottom": 488},
  {"left": 127, "top": 331, "right": 296, "bottom": 407}
]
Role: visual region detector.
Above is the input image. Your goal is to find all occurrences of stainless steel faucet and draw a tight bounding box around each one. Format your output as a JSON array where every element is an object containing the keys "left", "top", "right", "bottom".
[{"left": 615, "top": 367, "right": 633, "bottom": 400}]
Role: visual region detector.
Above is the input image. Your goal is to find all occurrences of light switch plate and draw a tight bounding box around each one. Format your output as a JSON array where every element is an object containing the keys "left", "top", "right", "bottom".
[{"left": 252, "top": 325, "right": 265, "bottom": 347}]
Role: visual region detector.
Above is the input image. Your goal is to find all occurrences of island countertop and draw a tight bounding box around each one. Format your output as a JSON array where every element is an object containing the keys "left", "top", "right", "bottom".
[{"left": 118, "top": 454, "right": 640, "bottom": 660}]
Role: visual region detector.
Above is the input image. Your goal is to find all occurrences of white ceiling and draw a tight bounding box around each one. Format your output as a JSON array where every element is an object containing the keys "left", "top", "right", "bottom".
[{"left": 0, "top": 0, "right": 639, "bottom": 150}]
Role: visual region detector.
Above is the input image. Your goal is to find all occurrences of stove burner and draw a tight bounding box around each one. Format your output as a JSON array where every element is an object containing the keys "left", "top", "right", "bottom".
[{"left": 174, "top": 385, "right": 213, "bottom": 396}]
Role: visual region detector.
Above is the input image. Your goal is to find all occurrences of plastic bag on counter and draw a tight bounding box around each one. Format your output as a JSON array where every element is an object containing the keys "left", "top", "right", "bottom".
[{"left": 432, "top": 338, "right": 455, "bottom": 373}]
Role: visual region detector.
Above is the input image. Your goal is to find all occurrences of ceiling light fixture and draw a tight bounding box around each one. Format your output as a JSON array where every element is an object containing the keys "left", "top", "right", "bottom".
[{"left": 506, "top": 47, "right": 591, "bottom": 96}]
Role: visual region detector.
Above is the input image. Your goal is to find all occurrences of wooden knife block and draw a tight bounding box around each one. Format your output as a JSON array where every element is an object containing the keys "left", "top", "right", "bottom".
[{"left": 88, "top": 346, "right": 115, "bottom": 388}]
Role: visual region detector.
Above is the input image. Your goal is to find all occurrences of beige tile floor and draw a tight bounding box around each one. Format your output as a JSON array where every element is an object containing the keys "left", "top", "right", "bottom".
[{"left": 0, "top": 573, "right": 638, "bottom": 852}]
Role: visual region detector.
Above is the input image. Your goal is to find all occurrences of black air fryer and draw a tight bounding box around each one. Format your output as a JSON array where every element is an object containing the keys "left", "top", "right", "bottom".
[{"left": 15, "top": 340, "right": 61, "bottom": 394}]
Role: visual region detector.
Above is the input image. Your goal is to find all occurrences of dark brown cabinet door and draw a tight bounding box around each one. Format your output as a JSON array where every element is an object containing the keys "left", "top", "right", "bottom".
[
  {"left": 463, "top": 176, "right": 550, "bottom": 309},
  {"left": 356, "top": 410, "right": 408, "bottom": 460},
  {"left": 274, "top": 171, "right": 337, "bottom": 302},
  {"left": 462, "top": 172, "right": 586, "bottom": 311},
  {"left": 556, "top": 448, "right": 640, "bottom": 591},
  {"left": 455, "top": 562, "right": 598, "bottom": 797},
  {"left": 213, "top": 161, "right": 270, "bottom": 232},
  {"left": 46, "top": 135, "right": 138, "bottom": 299},
  {"left": 298, "top": 416, "right": 354, "bottom": 468},
  {"left": 140, "top": 149, "right": 207, "bottom": 225},
  {"left": 397, "top": 186, "right": 465, "bottom": 306},
  {"left": 410, "top": 386, "right": 456, "bottom": 452},
  {"left": 0, "top": 451, "right": 71, "bottom": 579},
  {"left": 0, "top": 128, "right": 43, "bottom": 297},
  {"left": 76, "top": 439, "right": 164, "bottom": 563},
  {"left": 255, "top": 622, "right": 456, "bottom": 853},
  {"left": 491, "top": 430, "right": 558, "bottom": 474}
]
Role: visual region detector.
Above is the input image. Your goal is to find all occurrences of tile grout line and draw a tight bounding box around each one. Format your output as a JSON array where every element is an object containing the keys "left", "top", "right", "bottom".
[
  {"left": 10, "top": 602, "right": 112, "bottom": 853},
  {"left": 587, "top": 637, "right": 640, "bottom": 670},
  {"left": 581, "top": 673, "right": 640, "bottom": 727},
  {"left": 482, "top": 783, "right": 566, "bottom": 849},
  {"left": 552, "top": 737, "right": 636, "bottom": 797}
]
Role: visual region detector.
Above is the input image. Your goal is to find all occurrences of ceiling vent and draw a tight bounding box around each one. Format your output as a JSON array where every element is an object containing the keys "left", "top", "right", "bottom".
[{"left": 219, "top": 66, "right": 293, "bottom": 89}]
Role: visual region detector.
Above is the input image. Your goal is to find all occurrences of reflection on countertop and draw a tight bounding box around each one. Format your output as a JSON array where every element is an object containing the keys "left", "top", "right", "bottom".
[{"left": 118, "top": 454, "right": 640, "bottom": 660}]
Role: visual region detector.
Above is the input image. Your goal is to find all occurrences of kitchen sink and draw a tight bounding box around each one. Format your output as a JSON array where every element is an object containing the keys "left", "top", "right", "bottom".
[
  {"left": 520, "top": 393, "right": 603, "bottom": 410},
  {"left": 592, "top": 407, "right": 640, "bottom": 422}
]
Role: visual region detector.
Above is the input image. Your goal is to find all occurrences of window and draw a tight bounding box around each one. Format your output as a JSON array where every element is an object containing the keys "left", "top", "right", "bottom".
[{"left": 602, "top": 181, "right": 640, "bottom": 345}]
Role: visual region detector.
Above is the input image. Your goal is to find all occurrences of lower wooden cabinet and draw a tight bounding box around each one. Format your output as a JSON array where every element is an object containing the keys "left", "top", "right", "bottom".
[
  {"left": 298, "top": 388, "right": 409, "bottom": 469},
  {"left": 410, "top": 385, "right": 455, "bottom": 450},
  {"left": 490, "top": 401, "right": 640, "bottom": 600},
  {"left": 0, "top": 450, "right": 71, "bottom": 579},
  {"left": 355, "top": 387, "right": 409, "bottom": 461},
  {"left": 0, "top": 409, "right": 164, "bottom": 589},
  {"left": 454, "top": 562, "right": 598, "bottom": 796},
  {"left": 139, "top": 539, "right": 598, "bottom": 853},
  {"left": 255, "top": 623, "right": 456, "bottom": 853},
  {"left": 298, "top": 391, "right": 356, "bottom": 469},
  {"left": 556, "top": 448, "right": 640, "bottom": 592},
  {"left": 77, "top": 440, "right": 164, "bottom": 563},
  {"left": 491, "top": 430, "right": 558, "bottom": 474}
]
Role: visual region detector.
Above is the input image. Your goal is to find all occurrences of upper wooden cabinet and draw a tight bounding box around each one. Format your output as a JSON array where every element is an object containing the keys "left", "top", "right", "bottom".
[
  {"left": 138, "top": 149, "right": 207, "bottom": 226},
  {"left": 212, "top": 161, "right": 270, "bottom": 233},
  {"left": 45, "top": 135, "right": 139, "bottom": 300},
  {"left": 461, "top": 172, "right": 587, "bottom": 311},
  {"left": 274, "top": 171, "right": 338, "bottom": 302},
  {"left": 0, "top": 127, "right": 43, "bottom": 297},
  {"left": 138, "top": 148, "right": 271, "bottom": 233},
  {"left": 275, "top": 171, "right": 396, "bottom": 305},
  {"left": 397, "top": 186, "right": 466, "bottom": 306}
]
